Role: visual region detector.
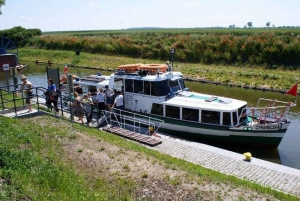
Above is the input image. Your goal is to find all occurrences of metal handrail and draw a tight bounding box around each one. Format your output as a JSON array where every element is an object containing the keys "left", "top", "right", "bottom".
[{"left": 102, "top": 108, "right": 164, "bottom": 135}]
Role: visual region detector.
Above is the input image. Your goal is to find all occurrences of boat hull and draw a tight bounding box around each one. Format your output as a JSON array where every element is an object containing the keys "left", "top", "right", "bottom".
[{"left": 148, "top": 116, "right": 288, "bottom": 148}]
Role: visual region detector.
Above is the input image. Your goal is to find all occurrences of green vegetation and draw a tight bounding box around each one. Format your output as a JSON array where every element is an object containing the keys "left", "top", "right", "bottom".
[
  {"left": 0, "top": 26, "right": 41, "bottom": 47},
  {"left": 0, "top": 0, "right": 4, "bottom": 15},
  {"left": 2, "top": 27, "right": 300, "bottom": 67},
  {"left": 33, "top": 28, "right": 300, "bottom": 67},
  {"left": 18, "top": 48, "right": 300, "bottom": 91},
  {"left": 0, "top": 115, "right": 299, "bottom": 200}
]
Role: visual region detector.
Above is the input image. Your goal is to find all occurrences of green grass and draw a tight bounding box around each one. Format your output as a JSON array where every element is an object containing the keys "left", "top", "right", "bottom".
[
  {"left": 19, "top": 48, "right": 300, "bottom": 91},
  {"left": 0, "top": 116, "right": 135, "bottom": 201},
  {"left": 0, "top": 90, "right": 26, "bottom": 110},
  {"left": 0, "top": 115, "right": 299, "bottom": 200}
]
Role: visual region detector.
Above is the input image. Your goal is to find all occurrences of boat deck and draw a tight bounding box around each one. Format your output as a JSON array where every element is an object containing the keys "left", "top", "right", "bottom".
[{"left": 102, "top": 126, "right": 162, "bottom": 146}]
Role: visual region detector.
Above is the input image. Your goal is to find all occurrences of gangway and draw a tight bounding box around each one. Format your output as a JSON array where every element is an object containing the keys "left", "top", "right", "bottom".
[{"left": 100, "top": 109, "right": 163, "bottom": 146}]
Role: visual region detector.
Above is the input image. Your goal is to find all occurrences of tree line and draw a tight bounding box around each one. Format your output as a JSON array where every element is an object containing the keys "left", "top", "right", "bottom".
[{"left": 0, "top": 26, "right": 42, "bottom": 47}]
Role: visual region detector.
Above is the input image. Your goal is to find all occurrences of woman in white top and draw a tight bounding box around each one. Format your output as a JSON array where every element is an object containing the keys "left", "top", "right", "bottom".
[{"left": 19, "top": 75, "right": 33, "bottom": 112}]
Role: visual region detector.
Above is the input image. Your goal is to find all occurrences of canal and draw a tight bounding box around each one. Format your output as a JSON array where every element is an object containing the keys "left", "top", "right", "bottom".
[{"left": 1, "top": 61, "right": 300, "bottom": 170}]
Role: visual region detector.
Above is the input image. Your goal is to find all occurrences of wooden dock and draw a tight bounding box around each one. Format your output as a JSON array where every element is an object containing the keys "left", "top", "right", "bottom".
[{"left": 102, "top": 126, "right": 162, "bottom": 147}]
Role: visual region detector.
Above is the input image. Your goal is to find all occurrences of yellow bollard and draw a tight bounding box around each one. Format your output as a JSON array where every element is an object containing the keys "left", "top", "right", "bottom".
[{"left": 243, "top": 152, "right": 252, "bottom": 162}]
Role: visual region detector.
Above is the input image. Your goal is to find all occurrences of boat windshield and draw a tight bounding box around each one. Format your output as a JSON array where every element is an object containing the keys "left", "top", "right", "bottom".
[
  {"left": 168, "top": 78, "right": 185, "bottom": 93},
  {"left": 151, "top": 80, "right": 170, "bottom": 96}
]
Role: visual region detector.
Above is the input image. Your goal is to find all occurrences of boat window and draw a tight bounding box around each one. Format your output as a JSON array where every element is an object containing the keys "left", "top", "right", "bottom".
[
  {"left": 178, "top": 78, "right": 185, "bottom": 90},
  {"left": 238, "top": 105, "right": 247, "bottom": 122},
  {"left": 201, "top": 110, "right": 220, "bottom": 125},
  {"left": 182, "top": 108, "right": 199, "bottom": 122},
  {"left": 222, "top": 112, "right": 231, "bottom": 126},
  {"left": 134, "top": 80, "right": 143, "bottom": 94},
  {"left": 238, "top": 105, "right": 247, "bottom": 116},
  {"left": 151, "top": 81, "right": 170, "bottom": 96},
  {"left": 151, "top": 103, "right": 163, "bottom": 116},
  {"left": 124, "top": 79, "right": 133, "bottom": 93},
  {"left": 168, "top": 79, "right": 181, "bottom": 93},
  {"left": 166, "top": 105, "right": 180, "bottom": 119},
  {"left": 232, "top": 112, "right": 238, "bottom": 125},
  {"left": 144, "top": 81, "right": 151, "bottom": 95},
  {"left": 89, "top": 86, "right": 97, "bottom": 95}
]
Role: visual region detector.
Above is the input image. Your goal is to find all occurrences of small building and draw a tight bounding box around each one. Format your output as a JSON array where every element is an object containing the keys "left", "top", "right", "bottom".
[{"left": 0, "top": 54, "right": 18, "bottom": 70}]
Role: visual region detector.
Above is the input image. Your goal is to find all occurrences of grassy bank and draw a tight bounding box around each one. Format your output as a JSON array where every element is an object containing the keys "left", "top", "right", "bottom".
[
  {"left": 0, "top": 114, "right": 299, "bottom": 200},
  {"left": 19, "top": 48, "right": 299, "bottom": 91},
  {"left": 37, "top": 29, "right": 300, "bottom": 66}
]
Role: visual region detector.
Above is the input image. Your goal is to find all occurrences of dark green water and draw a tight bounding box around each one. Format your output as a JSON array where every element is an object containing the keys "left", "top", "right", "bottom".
[{"left": 1, "top": 61, "right": 300, "bottom": 169}]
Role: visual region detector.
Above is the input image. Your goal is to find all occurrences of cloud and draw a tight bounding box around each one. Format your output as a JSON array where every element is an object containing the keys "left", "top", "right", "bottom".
[{"left": 20, "top": 16, "right": 32, "bottom": 22}]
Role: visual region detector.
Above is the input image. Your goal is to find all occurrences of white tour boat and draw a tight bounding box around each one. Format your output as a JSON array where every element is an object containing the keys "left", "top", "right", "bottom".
[{"left": 73, "top": 63, "right": 296, "bottom": 148}]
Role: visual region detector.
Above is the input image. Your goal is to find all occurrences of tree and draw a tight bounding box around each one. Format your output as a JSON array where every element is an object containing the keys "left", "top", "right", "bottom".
[
  {"left": 247, "top": 22, "right": 253, "bottom": 28},
  {"left": 229, "top": 24, "right": 235, "bottom": 28},
  {"left": 266, "top": 22, "right": 271, "bottom": 27},
  {"left": 0, "top": 0, "right": 5, "bottom": 15}
]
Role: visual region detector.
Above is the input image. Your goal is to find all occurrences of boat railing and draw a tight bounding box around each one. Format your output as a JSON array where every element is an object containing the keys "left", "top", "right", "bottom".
[
  {"left": 248, "top": 98, "right": 294, "bottom": 123},
  {"left": 236, "top": 98, "right": 295, "bottom": 127},
  {"left": 101, "top": 108, "right": 164, "bottom": 135}
]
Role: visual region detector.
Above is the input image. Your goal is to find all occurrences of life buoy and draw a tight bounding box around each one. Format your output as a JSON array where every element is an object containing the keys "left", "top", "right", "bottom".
[
  {"left": 117, "top": 64, "right": 141, "bottom": 72},
  {"left": 139, "top": 64, "right": 168, "bottom": 73}
]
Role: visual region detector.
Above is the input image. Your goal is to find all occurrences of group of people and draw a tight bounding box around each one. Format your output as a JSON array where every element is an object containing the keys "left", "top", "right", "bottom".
[
  {"left": 16, "top": 75, "right": 60, "bottom": 114},
  {"left": 16, "top": 74, "right": 124, "bottom": 127},
  {"left": 71, "top": 85, "right": 124, "bottom": 126}
]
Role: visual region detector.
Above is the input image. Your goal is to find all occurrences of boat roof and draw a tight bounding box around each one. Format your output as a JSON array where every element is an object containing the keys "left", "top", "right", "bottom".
[
  {"left": 113, "top": 71, "right": 183, "bottom": 81},
  {"left": 164, "top": 91, "right": 246, "bottom": 111},
  {"left": 73, "top": 75, "right": 110, "bottom": 87}
]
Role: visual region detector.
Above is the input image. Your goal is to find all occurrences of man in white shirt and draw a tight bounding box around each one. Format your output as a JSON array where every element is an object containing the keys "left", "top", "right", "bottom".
[
  {"left": 112, "top": 91, "right": 124, "bottom": 110},
  {"left": 111, "top": 91, "right": 124, "bottom": 120},
  {"left": 96, "top": 88, "right": 106, "bottom": 116}
]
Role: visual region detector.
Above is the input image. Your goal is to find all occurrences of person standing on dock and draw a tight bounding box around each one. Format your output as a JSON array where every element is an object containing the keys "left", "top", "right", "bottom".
[
  {"left": 104, "top": 85, "right": 113, "bottom": 111},
  {"left": 72, "top": 92, "right": 84, "bottom": 124},
  {"left": 82, "top": 94, "right": 93, "bottom": 127},
  {"left": 96, "top": 88, "right": 106, "bottom": 117},
  {"left": 111, "top": 90, "right": 124, "bottom": 120},
  {"left": 45, "top": 78, "right": 59, "bottom": 116},
  {"left": 18, "top": 75, "right": 33, "bottom": 113}
]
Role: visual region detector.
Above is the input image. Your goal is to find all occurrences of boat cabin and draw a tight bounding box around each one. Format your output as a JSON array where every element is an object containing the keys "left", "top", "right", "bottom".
[{"left": 111, "top": 70, "right": 247, "bottom": 128}]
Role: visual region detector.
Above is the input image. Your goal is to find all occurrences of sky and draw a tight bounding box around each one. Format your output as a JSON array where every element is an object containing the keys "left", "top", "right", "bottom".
[{"left": 0, "top": 0, "right": 299, "bottom": 32}]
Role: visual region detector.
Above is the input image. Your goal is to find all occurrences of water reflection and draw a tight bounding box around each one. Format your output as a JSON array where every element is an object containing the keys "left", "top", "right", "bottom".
[{"left": 1, "top": 61, "right": 299, "bottom": 169}]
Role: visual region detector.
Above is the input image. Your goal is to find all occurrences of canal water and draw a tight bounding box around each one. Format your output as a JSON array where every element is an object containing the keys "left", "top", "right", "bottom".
[{"left": 1, "top": 61, "right": 300, "bottom": 170}]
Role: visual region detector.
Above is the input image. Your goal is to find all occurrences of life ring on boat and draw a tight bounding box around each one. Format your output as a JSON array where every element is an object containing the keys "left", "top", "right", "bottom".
[
  {"left": 117, "top": 64, "right": 141, "bottom": 72},
  {"left": 138, "top": 64, "right": 168, "bottom": 73}
]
